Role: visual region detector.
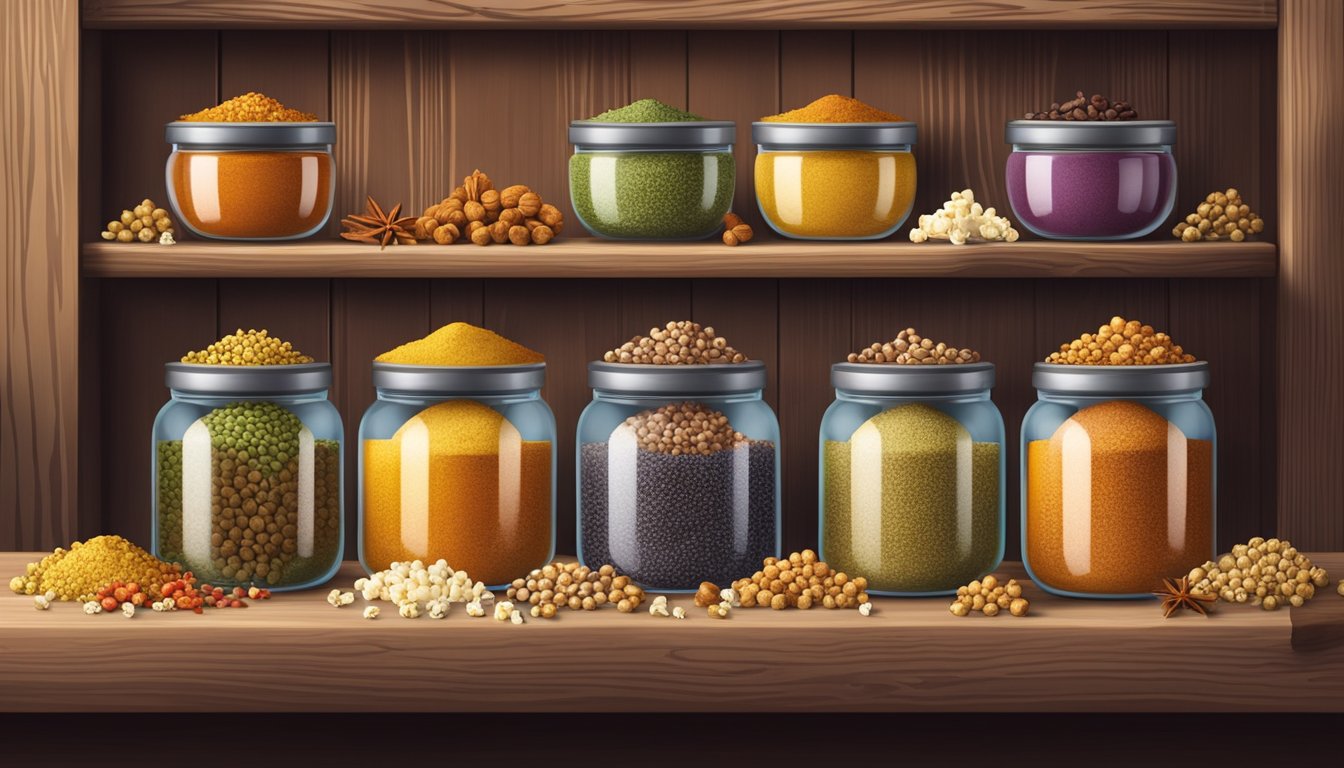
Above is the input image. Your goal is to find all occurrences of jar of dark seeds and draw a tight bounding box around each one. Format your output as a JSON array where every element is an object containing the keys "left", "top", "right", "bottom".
[
  {"left": 820, "top": 362, "right": 1005, "bottom": 595},
  {"left": 152, "top": 363, "right": 343, "bottom": 590},
  {"left": 577, "top": 361, "right": 781, "bottom": 591}
]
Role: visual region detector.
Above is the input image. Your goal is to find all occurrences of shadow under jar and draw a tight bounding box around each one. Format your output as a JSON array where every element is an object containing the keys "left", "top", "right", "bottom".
[
  {"left": 152, "top": 363, "right": 343, "bottom": 590},
  {"left": 577, "top": 362, "right": 781, "bottom": 591},
  {"left": 1004, "top": 120, "right": 1176, "bottom": 240},
  {"left": 1022, "top": 363, "right": 1216, "bottom": 598},
  {"left": 820, "top": 363, "right": 1005, "bottom": 595},
  {"left": 567, "top": 120, "right": 735, "bottom": 240},
  {"left": 753, "top": 121, "right": 918, "bottom": 240},
  {"left": 359, "top": 363, "right": 556, "bottom": 589},
  {"left": 165, "top": 122, "right": 336, "bottom": 240}
]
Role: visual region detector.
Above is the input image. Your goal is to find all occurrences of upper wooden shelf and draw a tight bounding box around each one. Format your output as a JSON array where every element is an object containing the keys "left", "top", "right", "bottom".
[
  {"left": 3, "top": 553, "right": 1341, "bottom": 712},
  {"left": 80, "top": 0, "right": 1278, "bottom": 30},
  {"left": 81, "top": 240, "right": 1277, "bottom": 279}
]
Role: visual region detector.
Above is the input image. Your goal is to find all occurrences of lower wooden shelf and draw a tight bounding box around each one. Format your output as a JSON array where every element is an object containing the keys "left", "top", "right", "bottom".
[{"left": 3, "top": 553, "right": 1341, "bottom": 712}]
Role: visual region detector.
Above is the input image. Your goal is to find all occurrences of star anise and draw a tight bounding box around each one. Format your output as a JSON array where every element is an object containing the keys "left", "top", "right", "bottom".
[
  {"left": 1153, "top": 577, "right": 1215, "bottom": 618},
  {"left": 340, "top": 196, "right": 417, "bottom": 249}
]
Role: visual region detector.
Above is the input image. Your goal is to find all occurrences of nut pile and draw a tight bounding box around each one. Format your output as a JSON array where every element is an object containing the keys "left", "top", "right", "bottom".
[
  {"left": 180, "top": 328, "right": 315, "bottom": 365},
  {"left": 1025, "top": 91, "right": 1138, "bottom": 121},
  {"left": 846, "top": 327, "right": 981, "bottom": 365},
  {"left": 504, "top": 561, "right": 647, "bottom": 617},
  {"left": 721, "top": 212, "right": 754, "bottom": 247},
  {"left": 622, "top": 402, "right": 746, "bottom": 456},
  {"left": 1172, "top": 188, "right": 1265, "bottom": 242},
  {"left": 414, "top": 169, "right": 563, "bottom": 247},
  {"left": 1188, "top": 537, "right": 1331, "bottom": 610},
  {"left": 602, "top": 320, "right": 747, "bottom": 364},
  {"left": 101, "top": 198, "right": 176, "bottom": 244},
  {"left": 10, "top": 536, "right": 184, "bottom": 602},
  {"left": 908, "top": 189, "right": 1019, "bottom": 244},
  {"left": 728, "top": 550, "right": 871, "bottom": 610},
  {"left": 949, "top": 575, "right": 1029, "bottom": 617},
  {"left": 1045, "top": 316, "right": 1196, "bottom": 365}
]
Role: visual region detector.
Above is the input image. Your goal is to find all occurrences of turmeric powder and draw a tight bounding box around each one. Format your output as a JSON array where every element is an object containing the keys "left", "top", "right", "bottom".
[
  {"left": 376, "top": 322, "right": 544, "bottom": 366},
  {"left": 761, "top": 94, "right": 905, "bottom": 123}
]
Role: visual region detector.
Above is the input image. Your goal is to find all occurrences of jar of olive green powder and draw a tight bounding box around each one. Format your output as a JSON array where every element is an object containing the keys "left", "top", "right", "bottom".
[
  {"left": 819, "top": 363, "right": 1004, "bottom": 595},
  {"left": 152, "top": 363, "right": 343, "bottom": 590},
  {"left": 568, "top": 99, "right": 735, "bottom": 240}
]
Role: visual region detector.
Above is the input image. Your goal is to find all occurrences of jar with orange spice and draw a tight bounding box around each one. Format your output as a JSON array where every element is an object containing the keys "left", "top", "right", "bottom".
[
  {"left": 164, "top": 122, "right": 336, "bottom": 240},
  {"left": 1021, "top": 363, "right": 1216, "bottom": 598},
  {"left": 358, "top": 363, "right": 556, "bottom": 588}
]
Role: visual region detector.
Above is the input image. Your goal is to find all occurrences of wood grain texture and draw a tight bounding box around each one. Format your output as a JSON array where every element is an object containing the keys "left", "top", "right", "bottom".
[
  {"left": 1, "top": 0, "right": 80, "bottom": 550},
  {"left": 1278, "top": 0, "right": 1344, "bottom": 550},
  {"left": 3, "top": 553, "right": 1340, "bottom": 713},
  {"left": 80, "top": 0, "right": 1280, "bottom": 29},
  {"left": 80, "top": 240, "right": 1279, "bottom": 278}
]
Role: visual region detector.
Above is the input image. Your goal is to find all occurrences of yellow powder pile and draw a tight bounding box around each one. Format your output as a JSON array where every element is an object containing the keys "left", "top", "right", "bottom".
[
  {"left": 180, "top": 92, "right": 317, "bottom": 122},
  {"left": 181, "top": 328, "right": 314, "bottom": 365},
  {"left": 376, "top": 322, "right": 544, "bottom": 366},
  {"left": 10, "top": 535, "right": 184, "bottom": 601},
  {"left": 762, "top": 94, "right": 905, "bottom": 123}
]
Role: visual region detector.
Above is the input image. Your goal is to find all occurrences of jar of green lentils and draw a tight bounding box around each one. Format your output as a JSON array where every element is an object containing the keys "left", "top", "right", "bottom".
[
  {"left": 568, "top": 98, "right": 735, "bottom": 240},
  {"left": 152, "top": 363, "right": 343, "bottom": 590},
  {"left": 819, "top": 363, "right": 1004, "bottom": 595}
]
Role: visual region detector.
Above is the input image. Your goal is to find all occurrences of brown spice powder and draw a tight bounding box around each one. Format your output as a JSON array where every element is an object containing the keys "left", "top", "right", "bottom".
[{"left": 171, "top": 151, "right": 332, "bottom": 239}]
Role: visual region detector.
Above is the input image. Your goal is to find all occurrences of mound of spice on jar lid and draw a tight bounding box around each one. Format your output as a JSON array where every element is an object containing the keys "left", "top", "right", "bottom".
[
  {"left": 847, "top": 327, "right": 981, "bottom": 365},
  {"left": 180, "top": 328, "right": 315, "bottom": 365},
  {"left": 761, "top": 94, "right": 904, "bottom": 123},
  {"left": 1045, "top": 316, "right": 1195, "bottom": 365},
  {"left": 376, "top": 322, "right": 543, "bottom": 366},
  {"left": 1024, "top": 91, "right": 1137, "bottom": 121},
  {"left": 180, "top": 92, "right": 318, "bottom": 122},
  {"left": 602, "top": 320, "right": 747, "bottom": 364}
]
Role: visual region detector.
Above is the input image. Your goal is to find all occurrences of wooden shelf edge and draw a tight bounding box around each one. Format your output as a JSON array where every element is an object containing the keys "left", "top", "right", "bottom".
[
  {"left": 80, "top": 0, "right": 1279, "bottom": 30},
  {"left": 80, "top": 240, "right": 1278, "bottom": 279}
]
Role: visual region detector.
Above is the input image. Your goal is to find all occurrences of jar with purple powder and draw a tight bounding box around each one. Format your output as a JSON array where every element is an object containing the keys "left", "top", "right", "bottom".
[{"left": 1004, "top": 121, "right": 1176, "bottom": 240}]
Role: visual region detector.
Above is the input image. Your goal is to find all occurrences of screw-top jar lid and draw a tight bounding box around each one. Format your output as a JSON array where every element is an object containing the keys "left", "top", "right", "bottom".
[
  {"left": 568, "top": 121, "right": 736, "bottom": 149},
  {"left": 588, "top": 361, "right": 766, "bottom": 395},
  {"left": 1032, "top": 361, "right": 1209, "bottom": 395},
  {"left": 1005, "top": 120, "right": 1176, "bottom": 148},
  {"left": 753, "top": 121, "right": 917, "bottom": 149},
  {"left": 372, "top": 362, "right": 546, "bottom": 395},
  {"left": 165, "top": 362, "right": 332, "bottom": 395},
  {"left": 165, "top": 122, "right": 337, "bottom": 149},
  {"left": 831, "top": 362, "right": 994, "bottom": 396}
]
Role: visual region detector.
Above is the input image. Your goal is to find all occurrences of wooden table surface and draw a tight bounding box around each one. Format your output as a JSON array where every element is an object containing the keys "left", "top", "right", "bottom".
[{"left": 3, "top": 553, "right": 1342, "bottom": 712}]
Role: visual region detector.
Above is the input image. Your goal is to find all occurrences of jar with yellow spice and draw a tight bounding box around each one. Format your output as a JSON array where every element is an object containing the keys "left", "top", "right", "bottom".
[
  {"left": 752, "top": 95, "right": 917, "bottom": 240},
  {"left": 358, "top": 324, "right": 555, "bottom": 588}
]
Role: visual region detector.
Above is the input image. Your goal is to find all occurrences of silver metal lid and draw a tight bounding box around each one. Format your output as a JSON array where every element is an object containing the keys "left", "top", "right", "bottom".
[
  {"left": 371, "top": 362, "right": 545, "bottom": 394},
  {"left": 165, "top": 122, "right": 337, "bottom": 148},
  {"left": 1005, "top": 120, "right": 1176, "bottom": 148},
  {"left": 588, "top": 361, "right": 766, "bottom": 395},
  {"left": 753, "top": 122, "right": 917, "bottom": 149},
  {"left": 165, "top": 362, "right": 332, "bottom": 395},
  {"left": 831, "top": 362, "right": 994, "bottom": 395},
  {"left": 1032, "top": 362, "right": 1209, "bottom": 395},
  {"left": 568, "top": 121, "right": 735, "bottom": 149}
]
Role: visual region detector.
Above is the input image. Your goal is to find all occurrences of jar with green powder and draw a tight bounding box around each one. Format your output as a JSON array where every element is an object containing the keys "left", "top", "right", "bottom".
[
  {"left": 152, "top": 363, "right": 344, "bottom": 590},
  {"left": 819, "top": 362, "right": 1004, "bottom": 595},
  {"left": 568, "top": 98, "right": 735, "bottom": 240}
]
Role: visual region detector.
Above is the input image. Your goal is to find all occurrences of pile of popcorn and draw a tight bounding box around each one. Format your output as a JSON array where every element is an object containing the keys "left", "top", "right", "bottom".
[{"left": 909, "top": 189, "right": 1020, "bottom": 245}]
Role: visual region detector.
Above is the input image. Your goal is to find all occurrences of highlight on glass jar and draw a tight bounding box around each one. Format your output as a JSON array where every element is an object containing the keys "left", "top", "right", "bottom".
[
  {"left": 1023, "top": 338, "right": 1215, "bottom": 599},
  {"left": 819, "top": 342, "right": 1004, "bottom": 596},
  {"left": 165, "top": 93, "right": 335, "bottom": 240},
  {"left": 567, "top": 98, "right": 735, "bottom": 240},
  {"left": 358, "top": 323, "right": 556, "bottom": 590},
  {"left": 152, "top": 331, "right": 343, "bottom": 591},
  {"left": 1004, "top": 120, "right": 1177, "bottom": 240},
  {"left": 752, "top": 94, "right": 917, "bottom": 240}
]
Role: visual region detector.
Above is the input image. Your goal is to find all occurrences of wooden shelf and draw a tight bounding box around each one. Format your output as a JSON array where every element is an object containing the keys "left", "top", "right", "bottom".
[
  {"left": 3, "top": 553, "right": 1341, "bottom": 712},
  {"left": 80, "top": 0, "right": 1279, "bottom": 30},
  {"left": 81, "top": 240, "right": 1277, "bottom": 279}
]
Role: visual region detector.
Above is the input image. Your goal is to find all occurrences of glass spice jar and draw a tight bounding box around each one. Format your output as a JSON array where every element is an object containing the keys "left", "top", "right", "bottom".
[
  {"left": 358, "top": 363, "right": 556, "bottom": 589},
  {"left": 577, "top": 362, "right": 781, "bottom": 591},
  {"left": 152, "top": 363, "right": 344, "bottom": 590},
  {"left": 819, "top": 363, "right": 1005, "bottom": 595},
  {"left": 165, "top": 122, "right": 336, "bottom": 240},
  {"left": 1022, "top": 363, "right": 1216, "bottom": 598}
]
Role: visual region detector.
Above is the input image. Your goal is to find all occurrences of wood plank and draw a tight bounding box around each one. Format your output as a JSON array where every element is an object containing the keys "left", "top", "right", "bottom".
[
  {"left": 1278, "top": 0, "right": 1344, "bottom": 551},
  {"left": 1, "top": 0, "right": 80, "bottom": 550},
  {"left": 4, "top": 552, "right": 1340, "bottom": 713},
  {"left": 80, "top": 0, "right": 1281, "bottom": 30},
  {"left": 81, "top": 240, "right": 1280, "bottom": 278}
]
